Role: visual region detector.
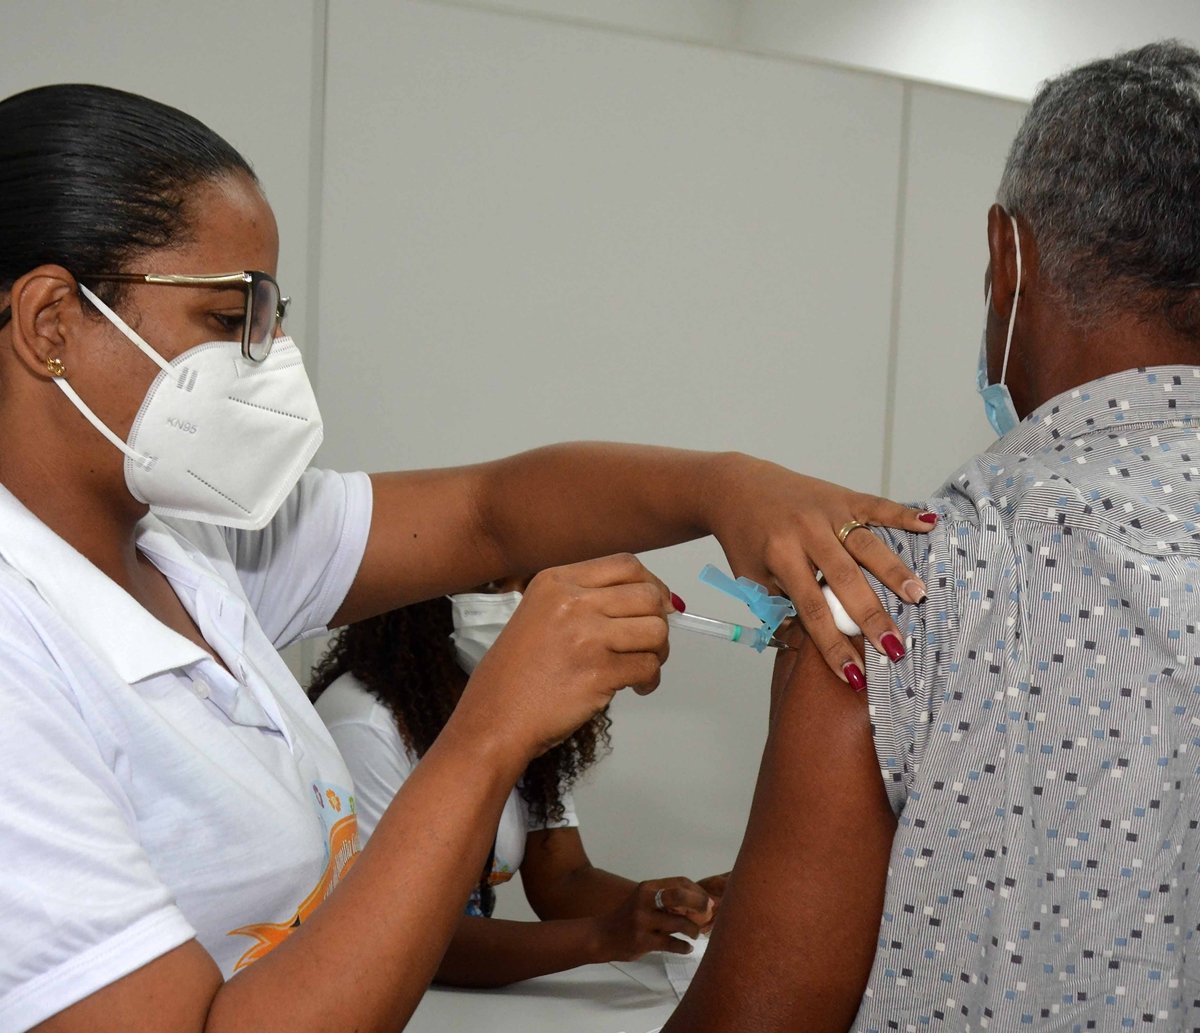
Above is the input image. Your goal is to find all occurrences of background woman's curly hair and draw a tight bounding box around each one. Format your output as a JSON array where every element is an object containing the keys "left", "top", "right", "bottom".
[{"left": 308, "top": 596, "right": 612, "bottom": 914}]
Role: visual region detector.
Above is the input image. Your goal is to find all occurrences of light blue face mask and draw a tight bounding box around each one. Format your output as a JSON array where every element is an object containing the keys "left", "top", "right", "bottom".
[{"left": 976, "top": 214, "right": 1023, "bottom": 437}]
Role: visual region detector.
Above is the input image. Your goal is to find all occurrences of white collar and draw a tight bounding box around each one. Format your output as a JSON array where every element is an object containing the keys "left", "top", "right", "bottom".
[{"left": 0, "top": 486, "right": 211, "bottom": 684}]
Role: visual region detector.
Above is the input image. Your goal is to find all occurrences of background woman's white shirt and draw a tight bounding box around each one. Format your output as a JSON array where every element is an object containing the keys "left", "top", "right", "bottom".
[
  {"left": 315, "top": 673, "right": 578, "bottom": 887},
  {"left": 0, "top": 469, "right": 371, "bottom": 1033}
]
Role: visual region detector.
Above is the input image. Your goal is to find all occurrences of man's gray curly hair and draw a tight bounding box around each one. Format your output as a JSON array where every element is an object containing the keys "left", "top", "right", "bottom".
[{"left": 997, "top": 40, "right": 1200, "bottom": 337}]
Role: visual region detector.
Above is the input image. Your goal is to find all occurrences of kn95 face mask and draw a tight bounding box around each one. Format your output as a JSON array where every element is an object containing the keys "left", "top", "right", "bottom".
[{"left": 52, "top": 283, "right": 324, "bottom": 530}]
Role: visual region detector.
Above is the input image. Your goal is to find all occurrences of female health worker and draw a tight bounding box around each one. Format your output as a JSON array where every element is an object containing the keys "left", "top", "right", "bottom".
[{"left": 0, "top": 83, "right": 933, "bottom": 1033}]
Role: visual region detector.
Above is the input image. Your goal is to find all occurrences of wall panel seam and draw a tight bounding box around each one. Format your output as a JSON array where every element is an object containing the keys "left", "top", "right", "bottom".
[
  {"left": 299, "top": 0, "right": 331, "bottom": 687},
  {"left": 881, "top": 82, "right": 911, "bottom": 499}
]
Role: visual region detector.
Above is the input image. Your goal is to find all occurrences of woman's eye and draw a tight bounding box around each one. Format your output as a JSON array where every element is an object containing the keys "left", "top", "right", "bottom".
[{"left": 211, "top": 313, "right": 244, "bottom": 334}]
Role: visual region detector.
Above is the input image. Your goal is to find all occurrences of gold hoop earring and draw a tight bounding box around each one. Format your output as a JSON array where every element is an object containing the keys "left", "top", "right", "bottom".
[{"left": 45, "top": 356, "right": 65, "bottom": 378}]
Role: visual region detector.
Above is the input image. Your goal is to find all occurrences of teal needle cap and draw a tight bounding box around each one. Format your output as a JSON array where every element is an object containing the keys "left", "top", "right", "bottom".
[{"left": 697, "top": 564, "right": 796, "bottom": 652}]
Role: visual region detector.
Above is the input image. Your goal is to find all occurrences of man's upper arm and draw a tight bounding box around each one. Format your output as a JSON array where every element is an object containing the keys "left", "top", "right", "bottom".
[{"left": 662, "top": 637, "right": 897, "bottom": 1032}]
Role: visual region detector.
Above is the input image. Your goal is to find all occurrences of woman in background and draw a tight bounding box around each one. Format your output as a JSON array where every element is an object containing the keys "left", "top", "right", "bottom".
[{"left": 312, "top": 583, "right": 725, "bottom": 987}]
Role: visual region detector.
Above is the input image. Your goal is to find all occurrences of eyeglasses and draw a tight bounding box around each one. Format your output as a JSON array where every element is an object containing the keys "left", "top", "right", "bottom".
[{"left": 79, "top": 270, "right": 290, "bottom": 362}]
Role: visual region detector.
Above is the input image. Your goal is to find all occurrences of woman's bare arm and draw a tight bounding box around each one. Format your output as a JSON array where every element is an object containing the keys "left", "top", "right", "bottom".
[
  {"left": 35, "top": 713, "right": 523, "bottom": 1033},
  {"left": 330, "top": 444, "right": 935, "bottom": 682},
  {"left": 431, "top": 913, "right": 608, "bottom": 989},
  {"left": 433, "top": 826, "right": 713, "bottom": 987},
  {"left": 520, "top": 827, "right": 637, "bottom": 918}
]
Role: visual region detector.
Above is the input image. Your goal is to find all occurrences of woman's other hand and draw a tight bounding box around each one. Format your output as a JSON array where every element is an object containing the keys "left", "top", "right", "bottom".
[{"left": 707, "top": 454, "right": 935, "bottom": 689}]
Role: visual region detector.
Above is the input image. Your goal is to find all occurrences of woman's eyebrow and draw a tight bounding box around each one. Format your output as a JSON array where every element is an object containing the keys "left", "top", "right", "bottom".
[{"left": 189, "top": 285, "right": 244, "bottom": 301}]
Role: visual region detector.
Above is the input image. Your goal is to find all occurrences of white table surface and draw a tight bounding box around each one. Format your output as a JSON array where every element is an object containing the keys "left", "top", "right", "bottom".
[{"left": 406, "top": 956, "right": 680, "bottom": 1033}]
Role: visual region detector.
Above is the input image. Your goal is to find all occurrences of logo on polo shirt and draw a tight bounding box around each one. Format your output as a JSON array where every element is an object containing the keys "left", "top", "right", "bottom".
[{"left": 227, "top": 780, "right": 360, "bottom": 970}]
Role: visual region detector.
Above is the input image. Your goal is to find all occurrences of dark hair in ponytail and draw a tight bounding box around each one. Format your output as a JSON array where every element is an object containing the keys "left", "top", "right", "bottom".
[{"left": 0, "top": 83, "right": 255, "bottom": 324}]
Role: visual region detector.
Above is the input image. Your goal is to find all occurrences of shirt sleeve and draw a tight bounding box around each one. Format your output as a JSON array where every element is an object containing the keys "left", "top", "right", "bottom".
[
  {"left": 0, "top": 625, "right": 194, "bottom": 1032},
  {"left": 863, "top": 517, "right": 960, "bottom": 814},
  {"left": 221, "top": 468, "right": 373, "bottom": 650}
]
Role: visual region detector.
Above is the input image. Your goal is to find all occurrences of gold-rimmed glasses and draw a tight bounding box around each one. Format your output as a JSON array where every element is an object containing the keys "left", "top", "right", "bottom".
[{"left": 79, "top": 270, "right": 290, "bottom": 362}]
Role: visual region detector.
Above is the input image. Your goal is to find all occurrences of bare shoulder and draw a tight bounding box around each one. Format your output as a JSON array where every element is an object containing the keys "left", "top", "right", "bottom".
[{"left": 662, "top": 634, "right": 896, "bottom": 1033}]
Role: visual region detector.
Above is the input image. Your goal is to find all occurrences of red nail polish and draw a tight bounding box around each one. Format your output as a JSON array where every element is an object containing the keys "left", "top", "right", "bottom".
[
  {"left": 670, "top": 592, "right": 687, "bottom": 613},
  {"left": 881, "top": 632, "right": 906, "bottom": 662},
  {"left": 918, "top": 511, "right": 938, "bottom": 525},
  {"left": 842, "top": 661, "right": 867, "bottom": 692}
]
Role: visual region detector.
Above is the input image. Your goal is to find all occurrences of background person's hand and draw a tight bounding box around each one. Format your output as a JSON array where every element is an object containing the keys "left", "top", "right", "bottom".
[
  {"left": 707, "top": 454, "right": 936, "bottom": 689},
  {"left": 460, "top": 553, "right": 674, "bottom": 760},
  {"left": 695, "top": 872, "right": 730, "bottom": 933},
  {"left": 594, "top": 877, "right": 715, "bottom": 962}
]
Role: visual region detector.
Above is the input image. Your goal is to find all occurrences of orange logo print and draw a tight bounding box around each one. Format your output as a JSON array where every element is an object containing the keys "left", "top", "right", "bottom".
[
  {"left": 227, "top": 812, "right": 360, "bottom": 970},
  {"left": 326, "top": 788, "right": 341, "bottom": 812}
]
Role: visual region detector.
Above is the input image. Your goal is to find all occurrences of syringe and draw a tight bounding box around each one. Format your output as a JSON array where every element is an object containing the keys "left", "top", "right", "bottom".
[
  {"left": 667, "top": 611, "right": 797, "bottom": 652},
  {"left": 667, "top": 585, "right": 860, "bottom": 652}
]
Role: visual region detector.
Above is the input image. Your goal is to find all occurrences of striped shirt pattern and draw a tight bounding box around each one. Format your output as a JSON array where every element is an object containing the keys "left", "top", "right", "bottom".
[{"left": 857, "top": 366, "right": 1200, "bottom": 1032}]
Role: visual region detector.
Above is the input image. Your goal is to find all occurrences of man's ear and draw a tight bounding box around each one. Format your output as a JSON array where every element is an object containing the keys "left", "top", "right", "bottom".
[
  {"left": 7, "top": 265, "right": 87, "bottom": 381},
  {"left": 986, "top": 204, "right": 1020, "bottom": 322}
]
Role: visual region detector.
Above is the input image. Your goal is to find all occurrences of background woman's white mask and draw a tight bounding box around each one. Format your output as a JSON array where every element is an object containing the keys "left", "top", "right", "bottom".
[
  {"left": 56, "top": 284, "right": 324, "bottom": 530},
  {"left": 448, "top": 591, "right": 522, "bottom": 675}
]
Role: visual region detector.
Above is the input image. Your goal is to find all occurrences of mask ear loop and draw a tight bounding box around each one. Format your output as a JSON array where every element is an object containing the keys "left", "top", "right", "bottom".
[
  {"left": 999, "top": 213, "right": 1023, "bottom": 387},
  {"left": 51, "top": 377, "right": 153, "bottom": 469},
  {"left": 48, "top": 283, "right": 173, "bottom": 470},
  {"left": 77, "top": 283, "right": 174, "bottom": 376}
]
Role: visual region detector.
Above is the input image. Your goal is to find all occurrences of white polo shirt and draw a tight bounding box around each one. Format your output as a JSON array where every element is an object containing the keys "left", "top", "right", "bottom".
[{"left": 0, "top": 468, "right": 371, "bottom": 1033}]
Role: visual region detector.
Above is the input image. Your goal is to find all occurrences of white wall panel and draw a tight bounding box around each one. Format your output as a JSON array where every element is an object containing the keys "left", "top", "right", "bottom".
[
  {"left": 886, "top": 84, "right": 1027, "bottom": 501},
  {"left": 319, "top": 0, "right": 905, "bottom": 900}
]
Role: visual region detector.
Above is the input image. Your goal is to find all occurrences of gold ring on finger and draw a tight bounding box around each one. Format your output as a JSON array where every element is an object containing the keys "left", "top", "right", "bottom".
[{"left": 837, "top": 519, "right": 870, "bottom": 545}]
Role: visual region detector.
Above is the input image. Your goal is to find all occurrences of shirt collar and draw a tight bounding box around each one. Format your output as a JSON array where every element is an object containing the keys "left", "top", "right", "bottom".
[
  {"left": 992, "top": 365, "right": 1200, "bottom": 456},
  {"left": 0, "top": 486, "right": 210, "bottom": 684}
]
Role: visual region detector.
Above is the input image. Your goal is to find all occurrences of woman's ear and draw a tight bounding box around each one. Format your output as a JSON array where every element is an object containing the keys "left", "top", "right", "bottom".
[{"left": 7, "top": 265, "right": 86, "bottom": 381}]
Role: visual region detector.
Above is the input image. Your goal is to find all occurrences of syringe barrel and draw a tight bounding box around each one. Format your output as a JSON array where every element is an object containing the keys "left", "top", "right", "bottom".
[{"left": 668, "top": 611, "right": 758, "bottom": 647}]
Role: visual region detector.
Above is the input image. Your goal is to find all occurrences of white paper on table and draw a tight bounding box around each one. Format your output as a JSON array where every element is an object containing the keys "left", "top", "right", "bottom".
[{"left": 662, "top": 934, "right": 709, "bottom": 1000}]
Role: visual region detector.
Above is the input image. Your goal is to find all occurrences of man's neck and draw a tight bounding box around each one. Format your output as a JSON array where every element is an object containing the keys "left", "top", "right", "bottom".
[{"left": 1018, "top": 311, "right": 1200, "bottom": 417}]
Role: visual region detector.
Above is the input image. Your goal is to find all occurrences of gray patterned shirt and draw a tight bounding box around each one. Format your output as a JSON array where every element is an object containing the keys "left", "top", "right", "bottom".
[{"left": 857, "top": 366, "right": 1200, "bottom": 1032}]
